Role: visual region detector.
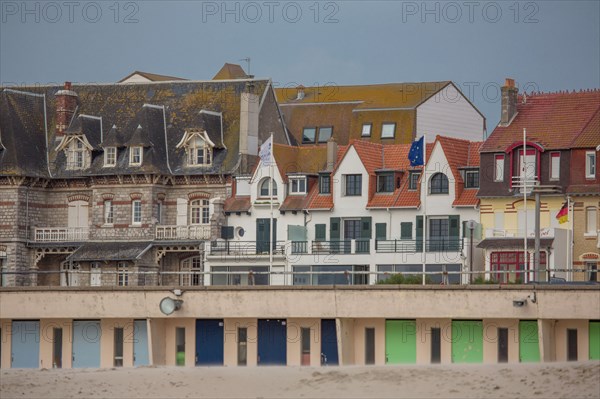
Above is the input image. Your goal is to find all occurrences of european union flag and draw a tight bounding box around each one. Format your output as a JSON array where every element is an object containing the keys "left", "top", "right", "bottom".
[{"left": 408, "top": 136, "right": 424, "bottom": 166}]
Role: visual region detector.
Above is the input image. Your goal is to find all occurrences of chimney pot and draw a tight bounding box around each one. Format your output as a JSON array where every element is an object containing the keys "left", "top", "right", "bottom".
[
  {"left": 64, "top": 81, "right": 72, "bottom": 90},
  {"left": 504, "top": 78, "right": 515, "bottom": 88},
  {"left": 296, "top": 85, "right": 305, "bottom": 100}
]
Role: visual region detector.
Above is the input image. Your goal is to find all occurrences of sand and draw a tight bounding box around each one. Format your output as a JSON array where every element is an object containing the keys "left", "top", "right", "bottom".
[{"left": 1, "top": 362, "right": 599, "bottom": 399}]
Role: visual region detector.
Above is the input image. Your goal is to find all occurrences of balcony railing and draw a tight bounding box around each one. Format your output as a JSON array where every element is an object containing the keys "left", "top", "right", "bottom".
[
  {"left": 31, "top": 227, "right": 89, "bottom": 242},
  {"left": 209, "top": 240, "right": 286, "bottom": 256},
  {"left": 511, "top": 176, "right": 539, "bottom": 193},
  {"left": 375, "top": 238, "right": 463, "bottom": 253},
  {"left": 485, "top": 228, "right": 555, "bottom": 239},
  {"left": 155, "top": 225, "right": 211, "bottom": 240}
]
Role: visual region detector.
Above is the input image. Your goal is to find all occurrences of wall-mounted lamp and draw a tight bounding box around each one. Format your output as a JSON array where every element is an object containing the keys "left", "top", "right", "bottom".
[
  {"left": 513, "top": 299, "right": 527, "bottom": 307},
  {"left": 159, "top": 297, "right": 183, "bottom": 315}
]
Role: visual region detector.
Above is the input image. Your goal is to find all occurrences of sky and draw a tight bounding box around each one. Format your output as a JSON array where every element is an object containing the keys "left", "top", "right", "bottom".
[{"left": 1, "top": 0, "right": 599, "bottom": 129}]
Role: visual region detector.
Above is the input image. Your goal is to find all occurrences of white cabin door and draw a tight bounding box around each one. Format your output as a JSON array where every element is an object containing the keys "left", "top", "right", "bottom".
[{"left": 90, "top": 262, "right": 101, "bottom": 286}]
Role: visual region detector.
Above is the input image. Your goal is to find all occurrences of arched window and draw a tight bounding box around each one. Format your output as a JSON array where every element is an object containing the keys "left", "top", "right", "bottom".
[
  {"left": 180, "top": 256, "right": 203, "bottom": 286},
  {"left": 259, "top": 178, "right": 278, "bottom": 197},
  {"left": 190, "top": 199, "right": 209, "bottom": 224},
  {"left": 430, "top": 173, "right": 449, "bottom": 194}
]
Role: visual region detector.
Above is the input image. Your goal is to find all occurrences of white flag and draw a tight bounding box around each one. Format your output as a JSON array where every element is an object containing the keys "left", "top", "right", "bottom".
[{"left": 259, "top": 135, "right": 273, "bottom": 166}]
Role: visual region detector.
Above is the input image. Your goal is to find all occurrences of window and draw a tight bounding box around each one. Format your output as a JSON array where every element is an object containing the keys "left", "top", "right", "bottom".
[
  {"left": 586, "top": 207, "right": 597, "bottom": 235},
  {"left": 259, "top": 178, "right": 278, "bottom": 197},
  {"left": 344, "top": 174, "right": 362, "bottom": 196},
  {"left": 377, "top": 174, "right": 394, "bottom": 193},
  {"left": 361, "top": 123, "right": 372, "bottom": 137},
  {"left": 465, "top": 170, "right": 479, "bottom": 188},
  {"left": 132, "top": 200, "right": 142, "bottom": 224},
  {"left": 117, "top": 262, "right": 129, "bottom": 286},
  {"left": 409, "top": 172, "right": 420, "bottom": 190},
  {"left": 586, "top": 151, "right": 596, "bottom": 178},
  {"left": 550, "top": 152, "right": 560, "bottom": 180},
  {"left": 494, "top": 154, "right": 505, "bottom": 182},
  {"left": 104, "top": 147, "right": 117, "bottom": 167},
  {"left": 430, "top": 173, "right": 449, "bottom": 194},
  {"left": 319, "top": 174, "right": 331, "bottom": 194},
  {"left": 180, "top": 256, "right": 203, "bottom": 286},
  {"left": 381, "top": 123, "right": 396, "bottom": 139},
  {"left": 519, "top": 149, "right": 536, "bottom": 179},
  {"left": 190, "top": 199, "right": 210, "bottom": 225},
  {"left": 104, "top": 200, "right": 114, "bottom": 225},
  {"left": 66, "top": 139, "right": 89, "bottom": 170},
  {"left": 129, "top": 146, "right": 142, "bottom": 165},
  {"left": 289, "top": 177, "right": 307, "bottom": 194},
  {"left": 187, "top": 136, "right": 212, "bottom": 166},
  {"left": 156, "top": 201, "right": 163, "bottom": 224},
  {"left": 587, "top": 262, "right": 598, "bottom": 282},
  {"left": 317, "top": 127, "right": 333, "bottom": 143},
  {"left": 429, "top": 218, "right": 449, "bottom": 239},
  {"left": 302, "top": 127, "right": 316, "bottom": 144}
]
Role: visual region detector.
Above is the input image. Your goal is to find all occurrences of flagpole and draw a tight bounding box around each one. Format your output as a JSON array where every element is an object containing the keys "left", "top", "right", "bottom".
[
  {"left": 567, "top": 196, "right": 571, "bottom": 281},
  {"left": 523, "top": 128, "right": 528, "bottom": 282},
  {"left": 422, "top": 134, "right": 427, "bottom": 285},
  {"left": 269, "top": 133, "right": 274, "bottom": 278}
]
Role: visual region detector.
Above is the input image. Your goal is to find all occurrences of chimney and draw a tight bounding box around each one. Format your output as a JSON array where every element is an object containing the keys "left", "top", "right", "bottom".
[
  {"left": 500, "top": 78, "right": 518, "bottom": 126},
  {"left": 296, "top": 85, "right": 305, "bottom": 100},
  {"left": 55, "top": 81, "right": 78, "bottom": 136},
  {"left": 326, "top": 137, "right": 338, "bottom": 171},
  {"left": 239, "top": 83, "right": 260, "bottom": 172}
]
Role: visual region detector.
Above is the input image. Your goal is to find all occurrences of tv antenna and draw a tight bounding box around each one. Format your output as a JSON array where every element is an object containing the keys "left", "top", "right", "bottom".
[{"left": 239, "top": 57, "right": 251, "bottom": 76}]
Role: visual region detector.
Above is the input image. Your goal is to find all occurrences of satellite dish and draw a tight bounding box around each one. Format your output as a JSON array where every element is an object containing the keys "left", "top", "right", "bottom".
[{"left": 159, "top": 297, "right": 183, "bottom": 315}]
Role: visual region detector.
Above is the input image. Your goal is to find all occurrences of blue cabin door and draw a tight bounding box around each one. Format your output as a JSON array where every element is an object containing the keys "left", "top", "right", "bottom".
[
  {"left": 320, "top": 319, "right": 339, "bottom": 365},
  {"left": 11, "top": 321, "right": 40, "bottom": 368},
  {"left": 133, "top": 320, "right": 149, "bottom": 366},
  {"left": 257, "top": 319, "right": 287, "bottom": 365},
  {"left": 195, "top": 319, "right": 224, "bottom": 365},
  {"left": 72, "top": 320, "right": 101, "bottom": 368}
]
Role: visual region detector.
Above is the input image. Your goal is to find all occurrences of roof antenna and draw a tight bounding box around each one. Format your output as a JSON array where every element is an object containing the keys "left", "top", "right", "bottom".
[{"left": 239, "top": 57, "right": 251, "bottom": 76}]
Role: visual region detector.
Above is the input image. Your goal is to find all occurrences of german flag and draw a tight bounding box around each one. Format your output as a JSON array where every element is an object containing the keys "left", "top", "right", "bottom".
[{"left": 556, "top": 202, "right": 568, "bottom": 224}]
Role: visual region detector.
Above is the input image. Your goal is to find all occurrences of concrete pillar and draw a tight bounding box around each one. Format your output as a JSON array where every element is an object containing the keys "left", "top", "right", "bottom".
[
  {"left": 538, "top": 319, "right": 556, "bottom": 362},
  {"left": 336, "top": 318, "right": 355, "bottom": 365}
]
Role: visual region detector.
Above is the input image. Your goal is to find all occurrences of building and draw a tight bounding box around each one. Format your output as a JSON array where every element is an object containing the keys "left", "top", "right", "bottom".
[
  {"left": 274, "top": 82, "right": 486, "bottom": 146},
  {"left": 218, "top": 135, "right": 484, "bottom": 285},
  {"left": 0, "top": 76, "right": 290, "bottom": 288},
  {"left": 478, "top": 79, "right": 600, "bottom": 283}
]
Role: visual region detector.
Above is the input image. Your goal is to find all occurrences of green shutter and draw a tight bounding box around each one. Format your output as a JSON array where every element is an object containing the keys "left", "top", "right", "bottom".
[
  {"left": 360, "top": 217, "right": 372, "bottom": 239},
  {"left": 449, "top": 215, "right": 460, "bottom": 238},
  {"left": 375, "top": 223, "right": 387, "bottom": 240},
  {"left": 330, "top": 217, "right": 340, "bottom": 240},
  {"left": 315, "top": 224, "right": 326, "bottom": 241},
  {"left": 221, "top": 226, "right": 234, "bottom": 240},
  {"left": 416, "top": 216, "right": 423, "bottom": 251},
  {"left": 401, "top": 222, "right": 412, "bottom": 240}
]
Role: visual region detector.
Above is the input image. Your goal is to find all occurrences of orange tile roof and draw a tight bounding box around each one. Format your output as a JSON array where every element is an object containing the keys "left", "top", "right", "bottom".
[
  {"left": 571, "top": 109, "right": 600, "bottom": 148},
  {"left": 224, "top": 196, "right": 251, "bottom": 213},
  {"left": 482, "top": 90, "right": 600, "bottom": 152}
]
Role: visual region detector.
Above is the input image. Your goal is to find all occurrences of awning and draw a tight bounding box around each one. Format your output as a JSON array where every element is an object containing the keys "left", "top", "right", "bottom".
[
  {"left": 66, "top": 241, "right": 153, "bottom": 262},
  {"left": 477, "top": 237, "right": 554, "bottom": 249}
]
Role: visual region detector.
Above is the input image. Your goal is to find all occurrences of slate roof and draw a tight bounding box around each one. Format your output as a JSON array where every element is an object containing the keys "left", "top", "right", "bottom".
[
  {"left": 0, "top": 79, "right": 289, "bottom": 177},
  {"left": 66, "top": 241, "right": 153, "bottom": 261},
  {"left": 482, "top": 89, "right": 600, "bottom": 152}
]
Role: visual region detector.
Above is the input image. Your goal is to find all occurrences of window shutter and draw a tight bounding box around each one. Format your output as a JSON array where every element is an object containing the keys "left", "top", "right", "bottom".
[
  {"left": 176, "top": 198, "right": 187, "bottom": 226},
  {"left": 416, "top": 216, "right": 423, "bottom": 250},
  {"left": 449, "top": 215, "right": 460, "bottom": 238},
  {"left": 360, "top": 217, "right": 372, "bottom": 239},
  {"left": 330, "top": 217, "right": 340, "bottom": 240},
  {"left": 315, "top": 224, "right": 326, "bottom": 241},
  {"left": 401, "top": 222, "right": 412, "bottom": 240},
  {"left": 221, "top": 226, "right": 234, "bottom": 240},
  {"left": 375, "top": 223, "right": 386, "bottom": 241}
]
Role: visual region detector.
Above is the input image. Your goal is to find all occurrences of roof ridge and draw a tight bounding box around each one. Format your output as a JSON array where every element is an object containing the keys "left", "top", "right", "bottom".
[
  {"left": 524, "top": 88, "right": 600, "bottom": 97},
  {"left": 570, "top": 106, "right": 600, "bottom": 147}
]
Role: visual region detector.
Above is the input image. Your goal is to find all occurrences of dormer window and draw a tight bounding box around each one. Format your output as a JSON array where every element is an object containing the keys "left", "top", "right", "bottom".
[
  {"left": 104, "top": 147, "right": 117, "bottom": 167},
  {"left": 409, "top": 172, "right": 421, "bottom": 190},
  {"left": 129, "top": 146, "right": 142, "bottom": 166},
  {"left": 376, "top": 173, "right": 394, "bottom": 193},
  {"left": 187, "top": 136, "right": 212, "bottom": 166},
  {"left": 289, "top": 177, "right": 307, "bottom": 194},
  {"left": 64, "top": 137, "right": 91, "bottom": 170},
  {"left": 464, "top": 170, "right": 479, "bottom": 188}
]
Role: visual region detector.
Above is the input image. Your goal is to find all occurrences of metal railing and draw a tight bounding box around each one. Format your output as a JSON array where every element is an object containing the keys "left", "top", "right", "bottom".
[
  {"left": 32, "top": 227, "right": 89, "bottom": 242},
  {"left": 208, "top": 240, "right": 286, "bottom": 256},
  {"left": 375, "top": 238, "right": 463, "bottom": 253},
  {"left": 155, "top": 225, "right": 211, "bottom": 240},
  {"left": 485, "top": 228, "right": 555, "bottom": 238}
]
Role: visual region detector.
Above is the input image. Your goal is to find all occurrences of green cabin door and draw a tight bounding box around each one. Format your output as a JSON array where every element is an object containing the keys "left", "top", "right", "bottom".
[
  {"left": 451, "top": 320, "right": 483, "bottom": 363},
  {"left": 589, "top": 321, "right": 600, "bottom": 360},
  {"left": 385, "top": 320, "right": 416, "bottom": 364},
  {"left": 519, "top": 320, "right": 541, "bottom": 362}
]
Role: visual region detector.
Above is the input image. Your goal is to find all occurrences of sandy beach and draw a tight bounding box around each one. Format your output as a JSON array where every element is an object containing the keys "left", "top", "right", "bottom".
[{"left": 1, "top": 361, "right": 599, "bottom": 399}]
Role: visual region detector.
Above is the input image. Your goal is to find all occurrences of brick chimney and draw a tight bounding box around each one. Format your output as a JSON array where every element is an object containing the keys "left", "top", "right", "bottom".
[
  {"left": 326, "top": 137, "right": 338, "bottom": 171},
  {"left": 500, "top": 78, "right": 518, "bottom": 126},
  {"left": 55, "top": 82, "right": 78, "bottom": 135},
  {"left": 239, "top": 82, "right": 260, "bottom": 173}
]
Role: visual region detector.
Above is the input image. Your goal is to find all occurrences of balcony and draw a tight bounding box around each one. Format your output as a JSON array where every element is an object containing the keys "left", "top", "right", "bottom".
[
  {"left": 155, "top": 225, "right": 211, "bottom": 240},
  {"left": 208, "top": 240, "right": 286, "bottom": 256},
  {"left": 485, "top": 228, "right": 555, "bottom": 239},
  {"left": 511, "top": 176, "right": 539, "bottom": 194},
  {"left": 31, "top": 227, "right": 89, "bottom": 242},
  {"left": 291, "top": 238, "right": 462, "bottom": 255},
  {"left": 376, "top": 238, "right": 463, "bottom": 253}
]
